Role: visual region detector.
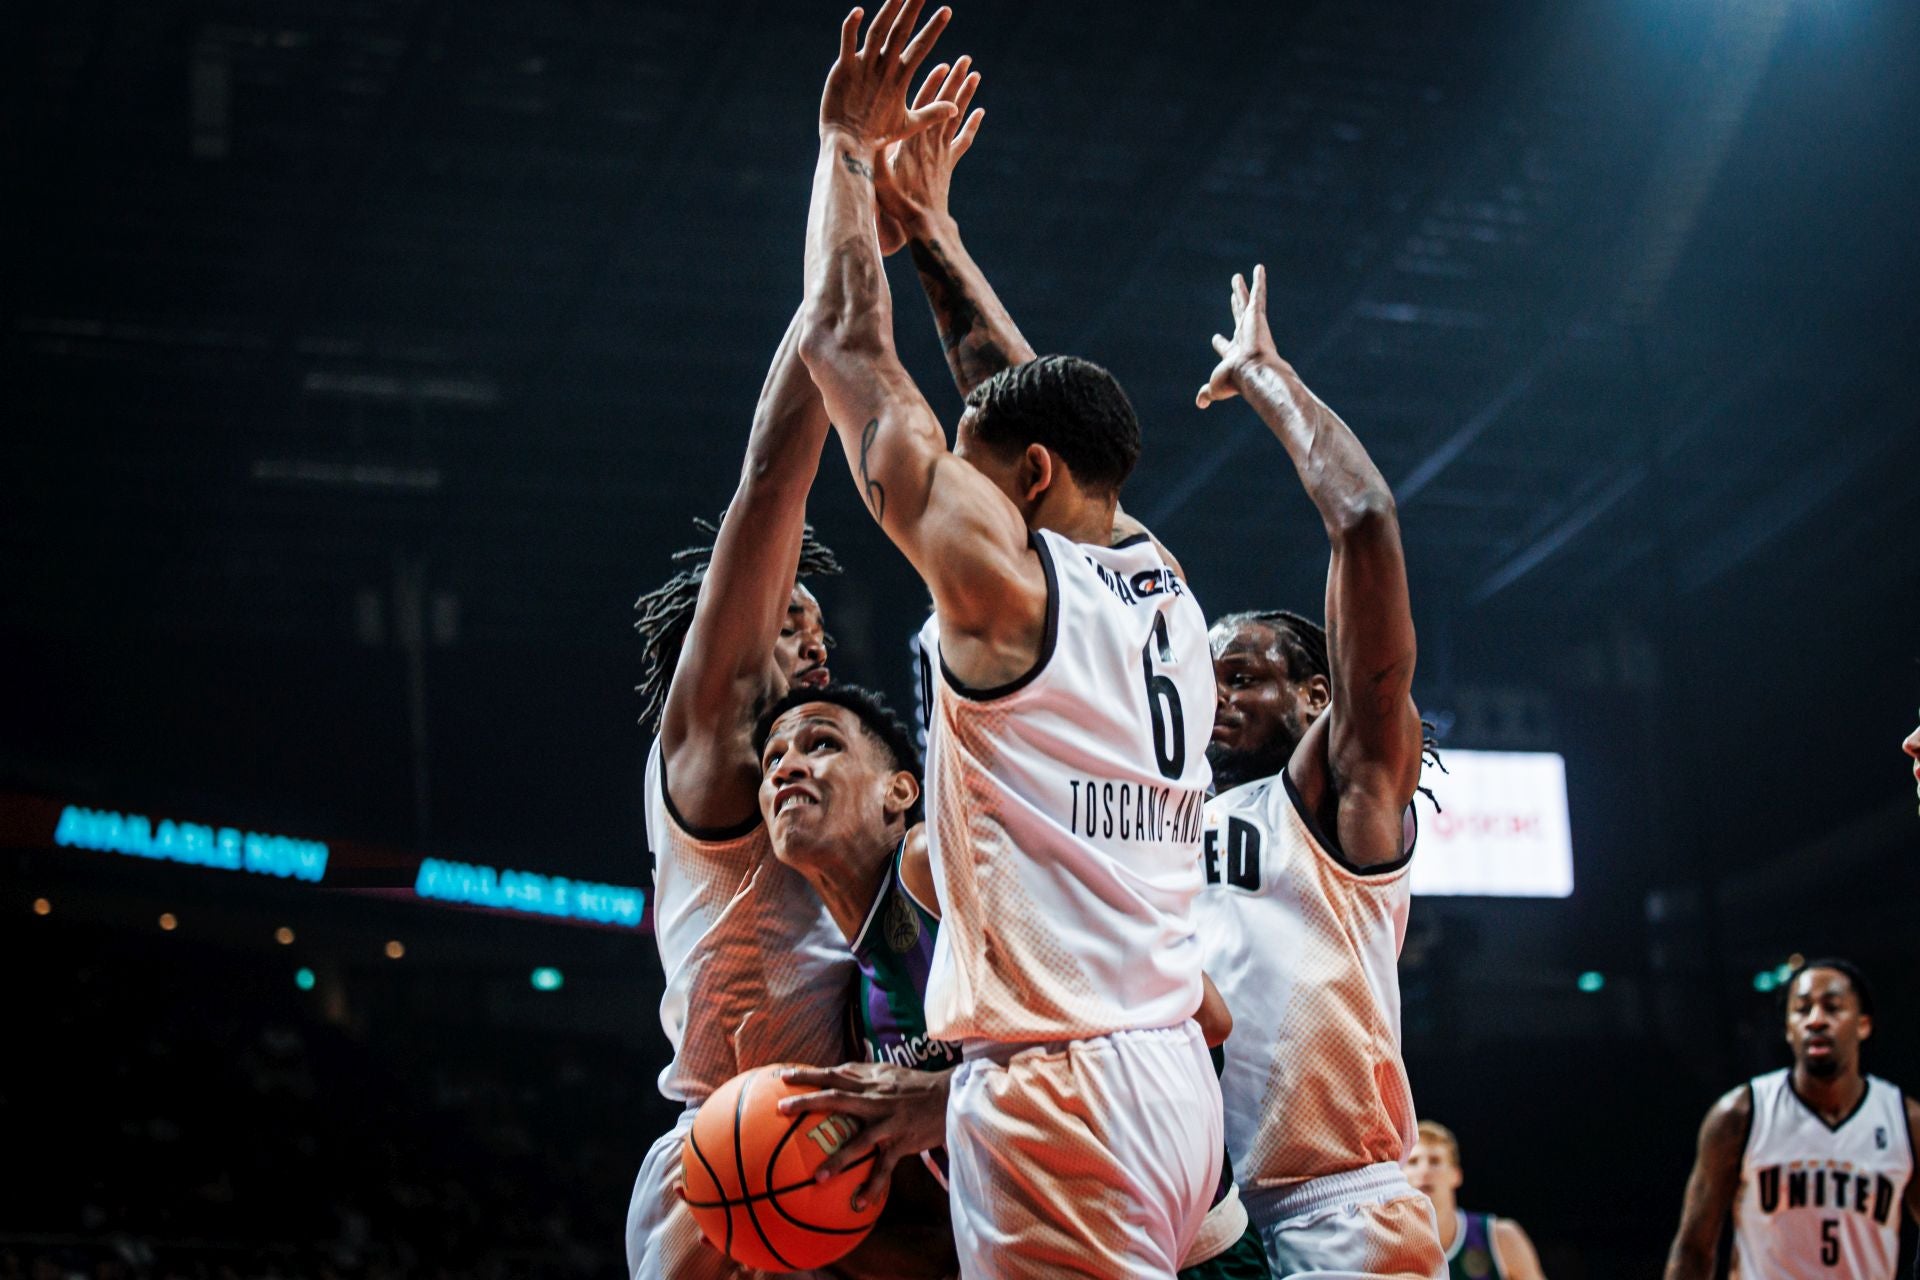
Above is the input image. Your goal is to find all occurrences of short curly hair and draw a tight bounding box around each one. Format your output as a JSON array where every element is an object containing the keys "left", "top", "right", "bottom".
[
  {"left": 963, "top": 354, "right": 1141, "bottom": 496},
  {"left": 752, "top": 683, "right": 924, "bottom": 825}
]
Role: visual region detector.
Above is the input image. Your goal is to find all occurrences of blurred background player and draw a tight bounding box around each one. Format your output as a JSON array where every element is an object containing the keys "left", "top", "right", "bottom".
[
  {"left": 797, "top": 5, "right": 1223, "bottom": 1274},
  {"left": 1191, "top": 264, "right": 1444, "bottom": 1280},
  {"left": 1405, "top": 1122, "right": 1547, "bottom": 1280},
  {"left": 622, "top": 304, "right": 858, "bottom": 1280},
  {"left": 1664, "top": 959, "right": 1920, "bottom": 1280}
]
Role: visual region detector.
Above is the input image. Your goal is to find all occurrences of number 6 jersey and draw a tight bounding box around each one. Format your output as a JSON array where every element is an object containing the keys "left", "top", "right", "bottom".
[
  {"left": 1732, "top": 1068, "right": 1913, "bottom": 1280},
  {"left": 915, "top": 529, "right": 1214, "bottom": 1045}
]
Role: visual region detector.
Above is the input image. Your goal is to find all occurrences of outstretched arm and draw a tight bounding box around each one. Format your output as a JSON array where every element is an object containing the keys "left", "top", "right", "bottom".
[
  {"left": 1198, "top": 265, "right": 1422, "bottom": 866},
  {"left": 658, "top": 306, "right": 830, "bottom": 829},
  {"left": 1663, "top": 1087, "right": 1749, "bottom": 1280},
  {"left": 873, "top": 57, "right": 1035, "bottom": 398},
  {"left": 798, "top": 4, "right": 1046, "bottom": 689}
]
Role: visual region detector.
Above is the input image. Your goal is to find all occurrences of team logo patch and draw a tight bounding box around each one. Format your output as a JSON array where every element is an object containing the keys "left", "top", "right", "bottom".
[
  {"left": 1876, "top": 1125, "right": 1889, "bottom": 1150},
  {"left": 885, "top": 890, "right": 921, "bottom": 953}
]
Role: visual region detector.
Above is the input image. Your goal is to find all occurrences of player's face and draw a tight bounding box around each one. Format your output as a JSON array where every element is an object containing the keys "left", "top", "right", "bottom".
[
  {"left": 1207, "top": 621, "right": 1326, "bottom": 790},
  {"left": 773, "top": 588, "right": 831, "bottom": 693},
  {"left": 1903, "top": 718, "right": 1920, "bottom": 810},
  {"left": 1404, "top": 1140, "right": 1462, "bottom": 1201},
  {"left": 758, "top": 704, "right": 913, "bottom": 870},
  {"left": 1785, "top": 968, "right": 1871, "bottom": 1080}
]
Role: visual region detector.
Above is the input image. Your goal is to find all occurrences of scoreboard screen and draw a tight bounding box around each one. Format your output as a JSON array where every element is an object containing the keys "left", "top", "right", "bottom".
[{"left": 1412, "top": 750, "right": 1574, "bottom": 898}]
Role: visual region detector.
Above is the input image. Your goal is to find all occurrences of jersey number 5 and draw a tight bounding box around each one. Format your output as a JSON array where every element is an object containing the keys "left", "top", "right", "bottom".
[
  {"left": 1142, "top": 613, "right": 1185, "bottom": 780},
  {"left": 1820, "top": 1218, "right": 1839, "bottom": 1267}
]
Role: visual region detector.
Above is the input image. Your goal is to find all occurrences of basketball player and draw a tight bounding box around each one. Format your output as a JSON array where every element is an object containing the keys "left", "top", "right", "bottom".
[
  {"left": 1189, "top": 264, "right": 1445, "bottom": 1280},
  {"left": 796, "top": 5, "right": 1223, "bottom": 1275},
  {"left": 755, "top": 682, "right": 1264, "bottom": 1278},
  {"left": 1664, "top": 958, "right": 1920, "bottom": 1279},
  {"left": 837, "top": 53, "right": 1266, "bottom": 1278},
  {"left": 1405, "top": 1122, "right": 1546, "bottom": 1280},
  {"left": 748, "top": 682, "right": 959, "bottom": 1280},
  {"left": 622, "top": 304, "right": 860, "bottom": 1280}
]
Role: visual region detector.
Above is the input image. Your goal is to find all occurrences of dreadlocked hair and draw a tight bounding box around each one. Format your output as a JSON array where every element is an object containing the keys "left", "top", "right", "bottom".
[
  {"left": 1215, "top": 607, "right": 1447, "bottom": 803},
  {"left": 632, "top": 516, "right": 843, "bottom": 732}
]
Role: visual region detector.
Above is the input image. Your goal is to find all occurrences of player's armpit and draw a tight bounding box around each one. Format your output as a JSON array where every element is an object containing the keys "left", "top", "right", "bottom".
[{"left": 1663, "top": 1085, "right": 1752, "bottom": 1280}]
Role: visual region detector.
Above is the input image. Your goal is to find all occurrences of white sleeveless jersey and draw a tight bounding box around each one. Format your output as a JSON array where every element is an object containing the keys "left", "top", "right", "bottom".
[
  {"left": 644, "top": 738, "right": 854, "bottom": 1103},
  {"left": 915, "top": 529, "right": 1213, "bottom": 1043},
  {"left": 1732, "top": 1069, "right": 1913, "bottom": 1280},
  {"left": 1194, "top": 770, "right": 1419, "bottom": 1191}
]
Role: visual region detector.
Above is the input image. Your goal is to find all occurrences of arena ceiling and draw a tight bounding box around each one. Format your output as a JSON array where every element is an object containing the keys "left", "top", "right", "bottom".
[{"left": 7, "top": 0, "right": 1918, "bottom": 900}]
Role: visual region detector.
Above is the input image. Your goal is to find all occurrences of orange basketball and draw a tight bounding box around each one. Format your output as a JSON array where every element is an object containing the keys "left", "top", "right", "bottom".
[{"left": 681, "top": 1064, "right": 887, "bottom": 1272}]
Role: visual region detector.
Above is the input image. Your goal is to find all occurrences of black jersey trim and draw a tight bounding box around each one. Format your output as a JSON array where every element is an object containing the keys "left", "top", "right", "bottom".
[
  {"left": 657, "top": 751, "right": 762, "bottom": 842},
  {"left": 938, "top": 530, "right": 1060, "bottom": 702},
  {"left": 1279, "top": 768, "right": 1415, "bottom": 877},
  {"left": 1785, "top": 1072, "right": 1873, "bottom": 1133},
  {"left": 1110, "top": 532, "right": 1153, "bottom": 549}
]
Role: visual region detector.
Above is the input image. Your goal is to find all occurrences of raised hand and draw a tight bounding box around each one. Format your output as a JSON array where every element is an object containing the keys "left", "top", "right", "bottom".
[
  {"left": 1196, "top": 263, "right": 1281, "bottom": 409},
  {"left": 820, "top": 2, "right": 957, "bottom": 152},
  {"left": 876, "top": 55, "right": 984, "bottom": 234},
  {"left": 775, "top": 1061, "right": 951, "bottom": 1213}
]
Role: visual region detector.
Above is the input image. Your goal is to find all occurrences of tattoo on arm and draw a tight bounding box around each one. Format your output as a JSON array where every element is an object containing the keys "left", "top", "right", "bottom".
[
  {"left": 858, "top": 418, "right": 886, "bottom": 521},
  {"left": 840, "top": 151, "right": 873, "bottom": 181},
  {"left": 908, "top": 238, "right": 1010, "bottom": 393}
]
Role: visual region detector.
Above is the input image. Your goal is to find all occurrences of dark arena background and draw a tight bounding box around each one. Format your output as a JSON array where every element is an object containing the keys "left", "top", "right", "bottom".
[{"left": 6, "top": 0, "right": 1920, "bottom": 1276}]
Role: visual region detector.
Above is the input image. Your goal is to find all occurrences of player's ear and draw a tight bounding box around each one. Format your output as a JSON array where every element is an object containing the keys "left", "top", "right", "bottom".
[
  {"left": 1020, "top": 443, "right": 1053, "bottom": 503},
  {"left": 885, "top": 770, "right": 920, "bottom": 821},
  {"left": 1303, "top": 673, "right": 1331, "bottom": 715},
  {"left": 1858, "top": 1013, "right": 1873, "bottom": 1043}
]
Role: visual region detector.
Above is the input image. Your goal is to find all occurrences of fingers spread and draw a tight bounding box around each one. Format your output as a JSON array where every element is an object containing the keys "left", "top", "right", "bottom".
[
  {"left": 881, "top": 0, "right": 926, "bottom": 58},
  {"left": 1231, "top": 272, "right": 1248, "bottom": 313},
  {"left": 903, "top": 101, "right": 959, "bottom": 138},
  {"left": 912, "top": 62, "right": 951, "bottom": 109},
  {"left": 952, "top": 106, "right": 984, "bottom": 158},
  {"left": 1250, "top": 263, "right": 1268, "bottom": 313},
  {"left": 840, "top": 7, "right": 864, "bottom": 61},
  {"left": 896, "top": 6, "right": 953, "bottom": 78},
  {"left": 1211, "top": 333, "right": 1231, "bottom": 357},
  {"left": 859, "top": 1, "right": 896, "bottom": 56}
]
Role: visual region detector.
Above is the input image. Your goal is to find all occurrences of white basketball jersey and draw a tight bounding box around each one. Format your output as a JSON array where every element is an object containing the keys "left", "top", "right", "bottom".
[
  {"left": 915, "top": 529, "right": 1213, "bottom": 1043},
  {"left": 1732, "top": 1069, "right": 1912, "bottom": 1280},
  {"left": 1195, "top": 770, "right": 1418, "bottom": 1191},
  {"left": 644, "top": 737, "right": 854, "bottom": 1102}
]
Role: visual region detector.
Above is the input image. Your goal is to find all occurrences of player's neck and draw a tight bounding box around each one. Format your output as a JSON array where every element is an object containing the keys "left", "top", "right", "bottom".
[
  {"left": 1032, "top": 493, "right": 1116, "bottom": 547},
  {"left": 1791, "top": 1062, "right": 1866, "bottom": 1121},
  {"left": 1432, "top": 1201, "right": 1459, "bottom": 1248},
  {"left": 796, "top": 832, "right": 897, "bottom": 944}
]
